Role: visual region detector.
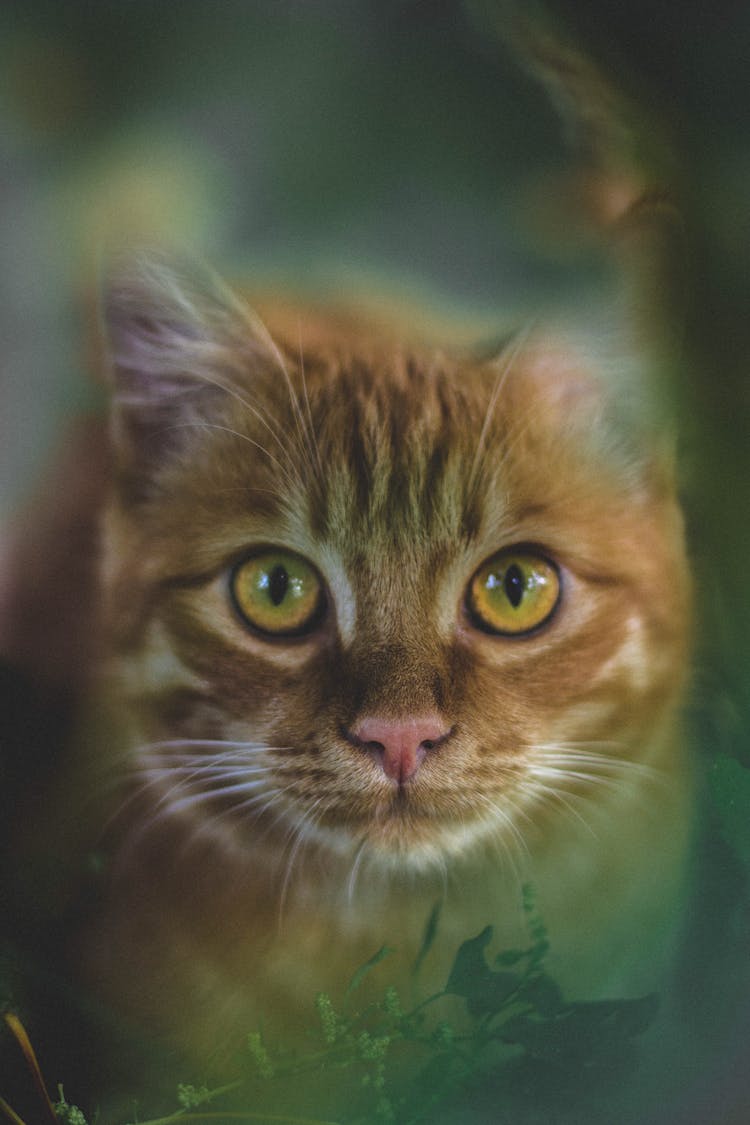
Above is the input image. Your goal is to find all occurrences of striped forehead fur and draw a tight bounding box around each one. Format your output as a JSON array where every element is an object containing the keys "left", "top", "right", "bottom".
[{"left": 303, "top": 347, "right": 492, "bottom": 549}]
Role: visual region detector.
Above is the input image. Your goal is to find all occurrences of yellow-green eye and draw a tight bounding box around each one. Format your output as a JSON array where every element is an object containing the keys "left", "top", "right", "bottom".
[
  {"left": 467, "top": 550, "right": 560, "bottom": 636},
  {"left": 230, "top": 550, "right": 324, "bottom": 636}
]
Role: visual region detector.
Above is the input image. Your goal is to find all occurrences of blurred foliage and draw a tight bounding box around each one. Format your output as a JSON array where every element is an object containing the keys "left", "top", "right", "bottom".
[
  {"left": 710, "top": 756, "right": 750, "bottom": 870},
  {"left": 3, "top": 890, "right": 663, "bottom": 1125}
]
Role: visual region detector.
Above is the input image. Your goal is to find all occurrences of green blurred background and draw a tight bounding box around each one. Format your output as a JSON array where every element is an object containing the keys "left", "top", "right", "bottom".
[
  {"left": 1, "top": 0, "right": 749, "bottom": 536},
  {"left": 1, "top": 2, "right": 749, "bottom": 1122}
]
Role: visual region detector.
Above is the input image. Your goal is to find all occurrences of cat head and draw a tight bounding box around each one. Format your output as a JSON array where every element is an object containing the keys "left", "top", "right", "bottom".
[{"left": 98, "top": 253, "right": 690, "bottom": 874}]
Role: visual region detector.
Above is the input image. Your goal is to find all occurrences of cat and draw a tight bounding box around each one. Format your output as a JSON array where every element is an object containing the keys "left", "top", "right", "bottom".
[
  {"left": 2, "top": 12, "right": 695, "bottom": 1120},
  {"left": 51, "top": 240, "right": 691, "bottom": 1086}
]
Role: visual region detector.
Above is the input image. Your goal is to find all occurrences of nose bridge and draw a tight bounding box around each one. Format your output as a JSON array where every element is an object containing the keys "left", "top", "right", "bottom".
[
  {"left": 345, "top": 636, "right": 446, "bottom": 718},
  {"left": 342, "top": 548, "right": 450, "bottom": 717},
  {"left": 357, "top": 552, "right": 425, "bottom": 635},
  {"left": 355, "top": 539, "right": 444, "bottom": 634}
]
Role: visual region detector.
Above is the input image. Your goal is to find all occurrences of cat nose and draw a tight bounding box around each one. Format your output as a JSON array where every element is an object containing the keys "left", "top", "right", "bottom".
[{"left": 347, "top": 715, "right": 452, "bottom": 784}]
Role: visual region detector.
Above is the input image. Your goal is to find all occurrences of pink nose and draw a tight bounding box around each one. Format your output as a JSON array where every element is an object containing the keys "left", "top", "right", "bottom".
[{"left": 349, "top": 715, "right": 451, "bottom": 784}]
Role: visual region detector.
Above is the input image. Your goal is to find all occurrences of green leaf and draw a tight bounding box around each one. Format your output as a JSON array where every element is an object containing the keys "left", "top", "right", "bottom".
[
  {"left": 521, "top": 883, "right": 536, "bottom": 915},
  {"left": 709, "top": 754, "right": 750, "bottom": 866},
  {"left": 500, "top": 993, "right": 658, "bottom": 1063},
  {"left": 445, "top": 925, "right": 494, "bottom": 994},
  {"left": 596, "top": 992, "right": 659, "bottom": 1038},
  {"left": 445, "top": 926, "right": 522, "bottom": 1016},
  {"left": 346, "top": 944, "right": 395, "bottom": 996},
  {"left": 412, "top": 900, "right": 442, "bottom": 977},
  {"left": 520, "top": 973, "right": 565, "bottom": 1016},
  {"left": 494, "top": 948, "right": 526, "bottom": 967}
]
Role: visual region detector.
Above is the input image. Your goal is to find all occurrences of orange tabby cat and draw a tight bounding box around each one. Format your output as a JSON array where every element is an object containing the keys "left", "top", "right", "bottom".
[
  {"left": 61, "top": 243, "right": 692, "bottom": 1085},
  {"left": 1, "top": 13, "right": 695, "bottom": 1117}
]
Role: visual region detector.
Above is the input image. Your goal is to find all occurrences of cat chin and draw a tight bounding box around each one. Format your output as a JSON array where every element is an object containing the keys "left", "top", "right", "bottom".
[
  {"left": 175, "top": 797, "right": 494, "bottom": 883},
  {"left": 289, "top": 807, "right": 502, "bottom": 879}
]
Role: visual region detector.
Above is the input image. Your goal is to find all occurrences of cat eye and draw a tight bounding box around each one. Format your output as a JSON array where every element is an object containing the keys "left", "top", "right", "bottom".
[
  {"left": 230, "top": 549, "right": 325, "bottom": 637},
  {"left": 467, "top": 549, "right": 560, "bottom": 636}
]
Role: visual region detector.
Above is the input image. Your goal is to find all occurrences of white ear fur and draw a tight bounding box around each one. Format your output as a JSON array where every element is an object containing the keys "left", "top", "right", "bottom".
[
  {"left": 516, "top": 315, "right": 677, "bottom": 493},
  {"left": 104, "top": 251, "right": 269, "bottom": 404},
  {"left": 101, "top": 252, "right": 283, "bottom": 487}
]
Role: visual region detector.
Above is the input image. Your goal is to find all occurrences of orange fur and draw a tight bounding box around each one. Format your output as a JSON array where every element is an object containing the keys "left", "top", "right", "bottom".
[{"left": 65, "top": 258, "right": 693, "bottom": 1082}]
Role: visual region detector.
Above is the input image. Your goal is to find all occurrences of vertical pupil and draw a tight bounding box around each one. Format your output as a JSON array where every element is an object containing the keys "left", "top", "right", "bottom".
[
  {"left": 268, "top": 564, "right": 289, "bottom": 606},
  {"left": 504, "top": 563, "right": 525, "bottom": 609}
]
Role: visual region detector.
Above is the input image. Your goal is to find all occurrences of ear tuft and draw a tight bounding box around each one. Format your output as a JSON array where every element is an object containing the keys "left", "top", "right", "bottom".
[
  {"left": 100, "top": 251, "right": 280, "bottom": 491},
  {"left": 104, "top": 251, "right": 261, "bottom": 399},
  {"left": 508, "top": 323, "right": 677, "bottom": 495}
]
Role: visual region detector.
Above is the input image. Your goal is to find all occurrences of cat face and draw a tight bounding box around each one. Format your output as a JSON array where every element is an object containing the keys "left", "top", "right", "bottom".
[{"left": 101, "top": 258, "right": 690, "bottom": 873}]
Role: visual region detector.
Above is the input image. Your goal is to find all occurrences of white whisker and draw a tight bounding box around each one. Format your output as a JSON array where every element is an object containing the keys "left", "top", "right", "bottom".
[
  {"left": 474, "top": 792, "right": 528, "bottom": 889},
  {"left": 158, "top": 422, "right": 302, "bottom": 493},
  {"left": 515, "top": 777, "right": 599, "bottom": 838},
  {"left": 297, "top": 322, "right": 325, "bottom": 485},
  {"left": 530, "top": 742, "right": 665, "bottom": 784},
  {"left": 160, "top": 778, "right": 269, "bottom": 816},
  {"left": 530, "top": 764, "right": 625, "bottom": 791},
  {"left": 157, "top": 363, "right": 298, "bottom": 474},
  {"left": 346, "top": 838, "right": 369, "bottom": 905},
  {"left": 278, "top": 795, "right": 327, "bottom": 925},
  {"left": 467, "top": 327, "right": 530, "bottom": 500}
]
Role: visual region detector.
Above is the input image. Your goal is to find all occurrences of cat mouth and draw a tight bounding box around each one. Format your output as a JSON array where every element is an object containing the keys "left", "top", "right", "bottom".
[
  {"left": 306, "top": 782, "right": 438, "bottom": 843},
  {"left": 363, "top": 785, "right": 462, "bottom": 845}
]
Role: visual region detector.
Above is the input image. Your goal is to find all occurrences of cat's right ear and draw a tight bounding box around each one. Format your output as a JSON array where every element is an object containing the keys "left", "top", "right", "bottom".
[{"left": 100, "top": 252, "right": 284, "bottom": 490}]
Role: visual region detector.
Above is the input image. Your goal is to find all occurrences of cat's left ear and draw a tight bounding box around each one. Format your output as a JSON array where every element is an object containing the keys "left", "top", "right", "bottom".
[{"left": 100, "top": 252, "right": 284, "bottom": 489}]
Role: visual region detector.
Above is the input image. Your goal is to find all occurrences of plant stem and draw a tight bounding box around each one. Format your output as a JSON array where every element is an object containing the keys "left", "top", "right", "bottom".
[{"left": 0, "top": 1097, "right": 27, "bottom": 1125}]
